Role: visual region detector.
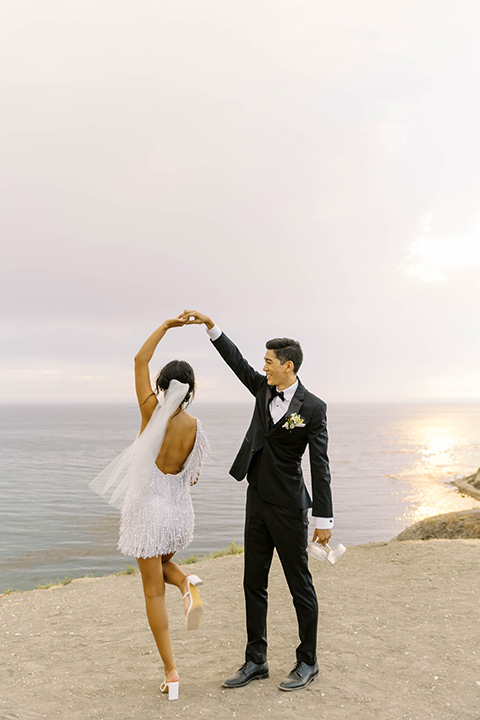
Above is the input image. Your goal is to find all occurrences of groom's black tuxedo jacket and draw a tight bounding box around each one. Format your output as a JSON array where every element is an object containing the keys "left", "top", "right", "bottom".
[{"left": 211, "top": 332, "right": 333, "bottom": 518}]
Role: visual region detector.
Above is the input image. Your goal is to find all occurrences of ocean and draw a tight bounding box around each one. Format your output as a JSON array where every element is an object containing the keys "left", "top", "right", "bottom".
[{"left": 0, "top": 402, "right": 479, "bottom": 592}]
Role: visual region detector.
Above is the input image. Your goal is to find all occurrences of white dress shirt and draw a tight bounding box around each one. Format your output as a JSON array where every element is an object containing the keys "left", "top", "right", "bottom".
[
  {"left": 269, "top": 379, "right": 298, "bottom": 424},
  {"left": 206, "top": 325, "right": 334, "bottom": 531}
]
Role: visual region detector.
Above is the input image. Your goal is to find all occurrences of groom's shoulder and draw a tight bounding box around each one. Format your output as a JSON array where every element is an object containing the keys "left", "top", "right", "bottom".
[{"left": 301, "top": 384, "right": 327, "bottom": 413}]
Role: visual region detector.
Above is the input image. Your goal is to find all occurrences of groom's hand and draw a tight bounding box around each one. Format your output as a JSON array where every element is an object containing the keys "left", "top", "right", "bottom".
[
  {"left": 181, "top": 309, "right": 214, "bottom": 330},
  {"left": 312, "top": 528, "right": 332, "bottom": 546}
]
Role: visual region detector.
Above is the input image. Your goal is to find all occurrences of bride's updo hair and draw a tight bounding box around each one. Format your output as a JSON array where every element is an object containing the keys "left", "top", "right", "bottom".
[{"left": 155, "top": 360, "right": 196, "bottom": 405}]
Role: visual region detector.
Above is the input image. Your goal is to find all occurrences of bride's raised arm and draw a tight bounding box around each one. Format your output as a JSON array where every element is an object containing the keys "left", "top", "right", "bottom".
[{"left": 134, "top": 316, "right": 186, "bottom": 429}]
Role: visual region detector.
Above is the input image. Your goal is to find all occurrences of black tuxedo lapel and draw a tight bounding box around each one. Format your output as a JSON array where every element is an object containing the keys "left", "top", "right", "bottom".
[
  {"left": 265, "top": 385, "right": 275, "bottom": 431},
  {"left": 286, "top": 384, "right": 305, "bottom": 418},
  {"left": 268, "top": 381, "right": 305, "bottom": 434}
]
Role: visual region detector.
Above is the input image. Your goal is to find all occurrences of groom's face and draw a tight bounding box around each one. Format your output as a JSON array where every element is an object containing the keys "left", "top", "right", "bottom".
[{"left": 263, "top": 349, "right": 288, "bottom": 386}]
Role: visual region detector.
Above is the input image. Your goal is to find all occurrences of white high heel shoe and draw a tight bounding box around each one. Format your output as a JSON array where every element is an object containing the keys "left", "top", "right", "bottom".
[
  {"left": 183, "top": 574, "right": 204, "bottom": 631},
  {"left": 160, "top": 679, "right": 179, "bottom": 701}
]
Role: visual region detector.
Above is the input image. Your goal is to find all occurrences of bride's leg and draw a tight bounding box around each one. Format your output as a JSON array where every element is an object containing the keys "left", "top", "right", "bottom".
[
  {"left": 136, "top": 556, "right": 179, "bottom": 683},
  {"left": 162, "top": 554, "right": 199, "bottom": 615},
  {"left": 162, "top": 553, "right": 188, "bottom": 593}
]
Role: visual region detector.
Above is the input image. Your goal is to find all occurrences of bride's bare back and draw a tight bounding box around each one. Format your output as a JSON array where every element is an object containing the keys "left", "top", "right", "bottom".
[{"left": 156, "top": 411, "right": 197, "bottom": 475}]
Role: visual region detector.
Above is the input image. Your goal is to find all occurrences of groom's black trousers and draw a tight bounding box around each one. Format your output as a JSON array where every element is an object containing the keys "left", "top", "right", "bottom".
[{"left": 243, "top": 484, "right": 318, "bottom": 666}]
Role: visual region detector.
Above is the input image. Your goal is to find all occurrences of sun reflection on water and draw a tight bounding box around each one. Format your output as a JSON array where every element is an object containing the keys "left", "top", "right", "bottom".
[
  {"left": 392, "top": 415, "right": 477, "bottom": 529},
  {"left": 419, "top": 430, "right": 456, "bottom": 468}
]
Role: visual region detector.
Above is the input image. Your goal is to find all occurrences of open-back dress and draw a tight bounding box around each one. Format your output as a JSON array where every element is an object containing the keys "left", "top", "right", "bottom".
[{"left": 118, "top": 418, "right": 209, "bottom": 558}]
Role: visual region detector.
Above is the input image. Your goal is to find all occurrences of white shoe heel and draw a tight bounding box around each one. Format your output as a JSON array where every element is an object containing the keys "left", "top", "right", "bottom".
[
  {"left": 183, "top": 574, "right": 204, "bottom": 631},
  {"left": 160, "top": 680, "right": 179, "bottom": 701}
]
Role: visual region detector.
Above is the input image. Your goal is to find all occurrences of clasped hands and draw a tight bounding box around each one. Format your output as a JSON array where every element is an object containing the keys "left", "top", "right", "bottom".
[{"left": 163, "top": 310, "right": 213, "bottom": 331}]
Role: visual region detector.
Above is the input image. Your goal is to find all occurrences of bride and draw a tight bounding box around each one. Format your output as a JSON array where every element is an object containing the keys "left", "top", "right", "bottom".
[{"left": 90, "top": 316, "right": 209, "bottom": 701}]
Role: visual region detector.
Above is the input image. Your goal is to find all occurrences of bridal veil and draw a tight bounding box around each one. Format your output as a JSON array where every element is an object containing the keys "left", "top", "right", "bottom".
[{"left": 89, "top": 379, "right": 190, "bottom": 511}]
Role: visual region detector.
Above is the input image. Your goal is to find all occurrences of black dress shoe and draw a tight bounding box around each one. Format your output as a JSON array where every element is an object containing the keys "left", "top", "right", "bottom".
[
  {"left": 222, "top": 661, "right": 269, "bottom": 688},
  {"left": 278, "top": 661, "right": 319, "bottom": 691}
]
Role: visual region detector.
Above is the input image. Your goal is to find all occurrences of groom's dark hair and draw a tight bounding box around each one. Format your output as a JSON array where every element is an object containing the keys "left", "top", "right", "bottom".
[{"left": 266, "top": 338, "right": 303, "bottom": 374}]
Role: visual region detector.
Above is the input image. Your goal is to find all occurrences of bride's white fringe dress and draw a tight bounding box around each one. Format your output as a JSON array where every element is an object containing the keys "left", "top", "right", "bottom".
[
  {"left": 118, "top": 418, "right": 208, "bottom": 558},
  {"left": 89, "top": 380, "right": 209, "bottom": 559}
]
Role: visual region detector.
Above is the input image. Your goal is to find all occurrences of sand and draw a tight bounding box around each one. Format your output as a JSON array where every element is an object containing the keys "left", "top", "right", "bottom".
[{"left": 1, "top": 540, "right": 479, "bottom": 720}]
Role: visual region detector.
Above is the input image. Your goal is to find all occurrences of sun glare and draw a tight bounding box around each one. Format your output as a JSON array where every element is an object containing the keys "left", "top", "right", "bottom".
[
  {"left": 403, "top": 213, "right": 480, "bottom": 282},
  {"left": 419, "top": 429, "right": 455, "bottom": 467}
]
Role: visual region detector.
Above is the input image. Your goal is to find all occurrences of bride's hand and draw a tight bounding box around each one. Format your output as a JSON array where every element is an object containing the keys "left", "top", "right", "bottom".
[
  {"left": 181, "top": 309, "right": 214, "bottom": 329},
  {"left": 164, "top": 315, "right": 187, "bottom": 329}
]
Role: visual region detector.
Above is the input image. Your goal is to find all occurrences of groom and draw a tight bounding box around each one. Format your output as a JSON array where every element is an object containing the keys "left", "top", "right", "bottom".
[{"left": 183, "top": 310, "right": 333, "bottom": 691}]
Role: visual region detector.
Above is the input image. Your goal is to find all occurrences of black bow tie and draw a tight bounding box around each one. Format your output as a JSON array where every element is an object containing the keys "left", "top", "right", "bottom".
[{"left": 271, "top": 388, "right": 286, "bottom": 403}]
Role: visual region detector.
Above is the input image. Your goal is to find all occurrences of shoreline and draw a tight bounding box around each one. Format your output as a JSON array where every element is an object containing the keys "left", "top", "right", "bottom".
[
  {"left": 452, "top": 474, "right": 480, "bottom": 501},
  {"left": 4, "top": 495, "right": 480, "bottom": 596},
  {"left": 1, "top": 539, "right": 479, "bottom": 720},
  {"left": 0, "top": 541, "right": 245, "bottom": 597}
]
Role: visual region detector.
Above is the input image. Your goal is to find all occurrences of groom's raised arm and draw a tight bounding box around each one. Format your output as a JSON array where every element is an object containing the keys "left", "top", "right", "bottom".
[{"left": 182, "top": 310, "right": 265, "bottom": 397}]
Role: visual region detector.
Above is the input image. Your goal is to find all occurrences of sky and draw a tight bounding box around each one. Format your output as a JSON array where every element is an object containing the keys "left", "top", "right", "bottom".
[{"left": 1, "top": 0, "right": 479, "bottom": 403}]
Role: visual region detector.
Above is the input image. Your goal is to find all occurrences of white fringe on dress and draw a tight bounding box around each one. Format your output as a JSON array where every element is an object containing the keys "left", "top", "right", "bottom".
[{"left": 118, "top": 419, "right": 209, "bottom": 558}]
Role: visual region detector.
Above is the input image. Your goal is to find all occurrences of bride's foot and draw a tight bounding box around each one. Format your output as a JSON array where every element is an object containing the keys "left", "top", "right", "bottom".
[
  {"left": 165, "top": 665, "right": 179, "bottom": 684},
  {"left": 182, "top": 574, "right": 204, "bottom": 630},
  {"left": 160, "top": 666, "right": 180, "bottom": 701}
]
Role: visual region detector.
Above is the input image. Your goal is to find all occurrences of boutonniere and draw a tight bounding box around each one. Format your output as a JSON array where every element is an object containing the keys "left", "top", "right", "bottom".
[{"left": 282, "top": 413, "right": 306, "bottom": 430}]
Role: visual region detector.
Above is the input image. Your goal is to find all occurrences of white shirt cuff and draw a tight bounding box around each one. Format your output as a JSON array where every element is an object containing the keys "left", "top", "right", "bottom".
[
  {"left": 206, "top": 325, "right": 222, "bottom": 341},
  {"left": 314, "top": 517, "right": 334, "bottom": 530}
]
